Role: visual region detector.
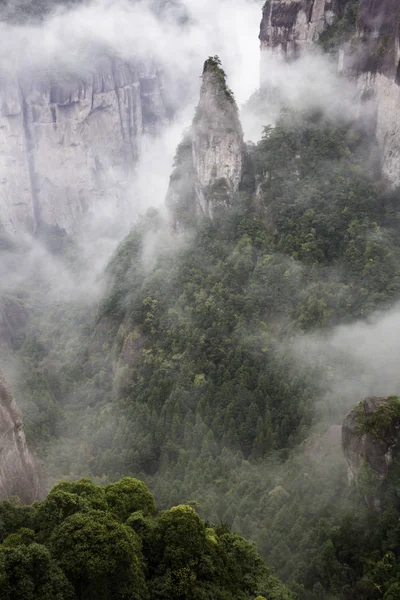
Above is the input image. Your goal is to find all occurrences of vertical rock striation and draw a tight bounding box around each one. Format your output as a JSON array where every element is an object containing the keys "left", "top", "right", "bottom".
[
  {"left": 0, "top": 368, "right": 42, "bottom": 503},
  {"left": 259, "top": 0, "right": 338, "bottom": 60},
  {"left": 342, "top": 0, "right": 400, "bottom": 186},
  {"left": 166, "top": 57, "right": 245, "bottom": 229},
  {"left": 0, "top": 56, "right": 167, "bottom": 236},
  {"left": 259, "top": 0, "right": 400, "bottom": 187}
]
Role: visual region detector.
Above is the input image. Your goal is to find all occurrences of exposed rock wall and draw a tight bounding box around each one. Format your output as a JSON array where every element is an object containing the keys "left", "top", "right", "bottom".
[
  {"left": 352, "top": 0, "right": 400, "bottom": 80},
  {"left": 0, "top": 368, "right": 42, "bottom": 503},
  {"left": 342, "top": 396, "right": 400, "bottom": 510},
  {"left": 354, "top": 72, "right": 400, "bottom": 186},
  {"left": 192, "top": 64, "right": 244, "bottom": 211},
  {"left": 166, "top": 58, "right": 245, "bottom": 228},
  {"left": 342, "top": 0, "right": 400, "bottom": 186},
  {"left": 259, "top": 0, "right": 400, "bottom": 187},
  {"left": 0, "top": 56, "right": 167, "bottom": 236},
  {"left": 259, "top": 0, "right": 338, "bottom": 60}
]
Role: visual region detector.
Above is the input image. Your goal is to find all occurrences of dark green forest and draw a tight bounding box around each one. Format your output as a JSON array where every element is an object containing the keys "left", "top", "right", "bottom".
[
  {"left": 3, "top": 47, "right": 400, "bottom": 600},
  {"left": 0, "top": 476, "right": 292, "bottom": 599}
]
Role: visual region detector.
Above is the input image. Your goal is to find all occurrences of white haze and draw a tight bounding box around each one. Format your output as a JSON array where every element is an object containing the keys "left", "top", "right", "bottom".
[
  {"left": 293, "top": 304, "right": 400, "bottom": 421},
  {"left": 0, "top": 0, "right": 390, "bottom": 420},
  {"left": 0, "top": 0, "right": 264, "bottom": 297},
  {"left": 260, "top": 51, "right": 356, "bottom": 118},
  {"left": 0, "top": 0, "right": 364, "bottom": 266},
  {"left": 243, "top": 50, "right": 362, "bottom": 141},
  {"left": 0, "top": 0, "right": 262, "bottom": 106},
  {"left": 0, "top": 0, "right": 263, "bottom": 310}
]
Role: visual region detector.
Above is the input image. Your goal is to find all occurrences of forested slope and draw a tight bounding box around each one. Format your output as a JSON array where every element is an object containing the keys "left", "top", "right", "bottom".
[{"left": 5, "top": 55, "right": 400, "bottom": 599}]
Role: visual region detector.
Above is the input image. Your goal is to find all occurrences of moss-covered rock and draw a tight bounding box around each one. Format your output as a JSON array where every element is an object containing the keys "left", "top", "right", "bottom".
[{"left": 342, "top": 396, "right": 400, "bottom": 509}]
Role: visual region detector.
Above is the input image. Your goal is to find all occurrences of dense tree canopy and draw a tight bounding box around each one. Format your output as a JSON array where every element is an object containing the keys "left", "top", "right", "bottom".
[{"left": 0, "top": 478, "right": 291, "bottom": 600}]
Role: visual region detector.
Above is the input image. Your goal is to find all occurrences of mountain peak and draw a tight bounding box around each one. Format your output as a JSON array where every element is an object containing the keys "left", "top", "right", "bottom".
[
  {"left": 166, "top": 56, "right": 245, "bottom": 229},
  {"left": 200, "top": 55, "right": 236, "bottom": 104}
]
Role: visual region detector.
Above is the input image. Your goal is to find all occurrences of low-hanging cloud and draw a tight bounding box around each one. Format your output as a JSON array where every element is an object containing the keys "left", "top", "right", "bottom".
[
  {"left": 0, "top": 0, "right": 263, "bottom": 298},
  {"left": 0, "top": 0, "right": 383, "bottom": 347},
  {"left": 293, "top": 304, "right": 400, "bottom": 421},
  {"left": 242, "top": 49, "right": 364, "bottom": 141},
  {"left": 0, "top": 0, "right": 262, "bottom": 106},
  {"left": 261, "top": 51, "right": 357, "bottom": 116}
]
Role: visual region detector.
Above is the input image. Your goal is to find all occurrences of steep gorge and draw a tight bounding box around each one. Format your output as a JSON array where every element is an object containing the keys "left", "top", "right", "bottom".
[{"left": 3, "top": 2, "right": 400, "bottom": 598}]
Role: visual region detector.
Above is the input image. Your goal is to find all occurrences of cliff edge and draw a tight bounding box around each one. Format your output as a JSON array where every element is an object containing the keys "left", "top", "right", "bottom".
[
  {"left": 342, "top": 396, "right": 400, "bottom": 509},
  {"left": 0, "top": 368, "right": 42, "bottom": 503}
]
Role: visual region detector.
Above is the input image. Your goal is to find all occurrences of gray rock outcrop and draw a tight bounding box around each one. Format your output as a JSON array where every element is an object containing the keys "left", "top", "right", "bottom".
[
  {"left": 342, "top": 396, "right": 400, "bottom": 509},
  {"left": 0, "top": 368, "right": 42, "bottom": 503},
  {"left": 259, "top": 0, "right": 400, "bottom": 187},
  {"left": 259, "top": 0, "right": 338, "bottom": 60},
  {"left": 0, "top": 56, "right": 167, "bottom": 236},
  {"left": 342, "top": 0, "right": 400, "bottom": 187},
  {"left": 166, "top": 57, "right": 245, "bottom": 229}
]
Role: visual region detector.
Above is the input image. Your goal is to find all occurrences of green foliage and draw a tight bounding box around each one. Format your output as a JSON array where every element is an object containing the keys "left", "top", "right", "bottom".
[
  {"left": 354, "top": 397, "right": 400, "bottom": 439},
  {"left": 84, "top": 106, "right": 400, "bottom": 599},
  {"left": 36, "top": 479, "right": 108, "bottom": 537},
  {"left": 51, "top": 510, "right": 146, "bottom": 600},
  {"left": 105, "top": 477, "right": 156, "bottom": 521},
  {"left": 9, "top": 79, "right": 400, "bottom": 600},
  {"left": 0, "top": 500, "right": 37, "bottom": 544},
  {"left": 318, "top": 0, "right": 359, "bottom": 53},
  {"left": 2, "top": 528, "right": 36, "bottom": 548},
  {"left": 203, "top": 56, "right": 235, "bottom": 103},
  {"left": 0, "top": 478, "right": 291, "bottom": 600},
  {"left": 0, "top": 543, "right": 74, "bottom": 600}
]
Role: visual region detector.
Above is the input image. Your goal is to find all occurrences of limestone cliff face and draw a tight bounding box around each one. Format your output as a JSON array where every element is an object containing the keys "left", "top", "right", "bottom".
[
  {"left": 259, "top": 0, "right": 400, "bottom": 187},
  {"left": 354, "top": 72, "right": 400, "bottom": 186},
  {"left": 0, "top": 369, "right": 42, "bottom": 503},
  {"left": 166, "top": 58, "right": 245, "bottom": 228},
  {"left": 259, "top": 0, "right": 338, "bottom": 60},
  {"left": 343, "top": 0, "right": 400, "bottom": 186},
  {"left": 346, "top": 0, "right": 400, "bottom": 79},
  {"left": 342, "top": 396, "right": 400, "bottom": 509},
  {"left": 0, "top": 56, "right": 166, "bottom": 236}
]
